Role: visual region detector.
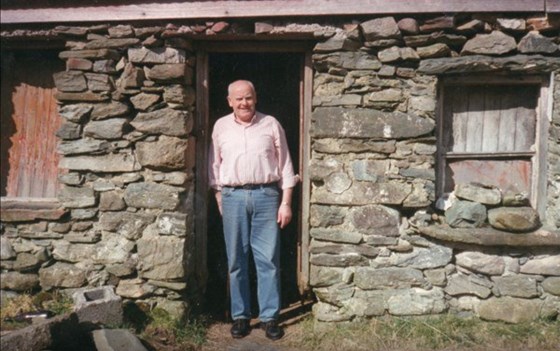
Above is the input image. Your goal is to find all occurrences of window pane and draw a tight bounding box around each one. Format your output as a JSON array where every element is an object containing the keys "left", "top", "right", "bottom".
[
  {"left": 444, "top": 85, "right": 538, "bottom": 153},
  {"left": 1, "top": 51, "right": 63, "bottom": 198},
  {"left": 444, "top": 159, "right": 532, "bottom": 196}
]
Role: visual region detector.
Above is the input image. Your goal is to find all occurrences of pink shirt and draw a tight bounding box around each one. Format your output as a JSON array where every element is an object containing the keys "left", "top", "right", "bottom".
[{"left": 209, "top": 112, "right": 299, "bottom": 190}]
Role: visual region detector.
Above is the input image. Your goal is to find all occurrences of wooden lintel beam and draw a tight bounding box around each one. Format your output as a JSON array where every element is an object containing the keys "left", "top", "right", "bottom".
[{"left": 0, "top": 0, "right": 548, "bottom": 25}]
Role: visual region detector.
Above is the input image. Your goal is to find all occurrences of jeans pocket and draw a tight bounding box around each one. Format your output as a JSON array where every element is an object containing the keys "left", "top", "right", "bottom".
[
  {"left": 262, "top": 185, "right": 280, "bottom": 197},
  {"left": 221, "top": 187, "right": 233, "bottom": 197}
]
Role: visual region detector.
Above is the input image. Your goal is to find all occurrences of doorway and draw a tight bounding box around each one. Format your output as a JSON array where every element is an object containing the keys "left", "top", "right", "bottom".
[{"left": 202, "top": 52, "right": 304, "bottom": 319}]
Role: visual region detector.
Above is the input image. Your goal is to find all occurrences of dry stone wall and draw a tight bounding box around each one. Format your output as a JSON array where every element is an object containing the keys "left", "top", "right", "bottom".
[{"left": 1, "top": 13, "right": 560, "bottom": 323}]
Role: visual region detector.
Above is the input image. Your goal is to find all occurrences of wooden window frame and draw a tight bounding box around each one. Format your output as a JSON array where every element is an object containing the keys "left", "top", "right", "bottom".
[
  {"left": 0, "top": 49, "right": 63, "bottom": 211},
  {"left": 436, "top": 75, "right": 550, "bottom": 217}
]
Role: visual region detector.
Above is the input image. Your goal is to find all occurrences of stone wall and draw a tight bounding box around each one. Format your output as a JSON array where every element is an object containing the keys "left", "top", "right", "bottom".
[
  {"left": 307, "top": 14, "right": 560, "bottom": 323},
  {"left": 1, "top": 13, "right": 559, "bottom": 323}
]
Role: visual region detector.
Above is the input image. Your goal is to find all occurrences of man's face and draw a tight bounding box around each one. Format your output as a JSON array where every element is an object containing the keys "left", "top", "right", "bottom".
[{"left": 227, "top": 82, "right": 257, "bottom": 123}]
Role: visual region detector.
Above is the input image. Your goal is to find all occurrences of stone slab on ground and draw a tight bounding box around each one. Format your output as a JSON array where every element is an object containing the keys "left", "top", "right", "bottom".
[{"left": 92, "top": 329, "right": 149, "bottom": 351}]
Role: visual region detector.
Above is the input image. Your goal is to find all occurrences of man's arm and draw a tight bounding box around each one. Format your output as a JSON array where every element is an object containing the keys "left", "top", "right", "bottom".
[{"left": 277, "top": 187, "right": 293, "bottom": 229}]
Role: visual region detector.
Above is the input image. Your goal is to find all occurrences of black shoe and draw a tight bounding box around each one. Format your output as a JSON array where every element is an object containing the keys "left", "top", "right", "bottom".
[
  {"left": 261, "top": 320, "right": 284, "bottom": 340},
  {"left": 230, "top": 319, "right": 250, "bottom": 339}
]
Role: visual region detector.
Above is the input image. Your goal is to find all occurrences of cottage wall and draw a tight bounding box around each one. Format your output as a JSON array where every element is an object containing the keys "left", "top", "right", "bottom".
[{"left": 1, "top": 13, "right": 559, "bottom": 322}]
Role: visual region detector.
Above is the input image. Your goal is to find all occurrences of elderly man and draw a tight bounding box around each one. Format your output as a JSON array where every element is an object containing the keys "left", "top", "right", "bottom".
[{"left": 209, "top": 80, "right": 298, "bottom": 340}]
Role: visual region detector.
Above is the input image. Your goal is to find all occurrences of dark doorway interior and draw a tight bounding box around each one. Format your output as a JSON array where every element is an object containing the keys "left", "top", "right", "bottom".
[{"left": 204, "top": 52, "right": 302, "bottom": 320}]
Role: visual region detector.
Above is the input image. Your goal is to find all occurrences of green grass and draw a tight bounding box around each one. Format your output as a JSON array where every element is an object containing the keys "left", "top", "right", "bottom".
[{"left": 290, "top": 314, "right": 560, "bottom": 351}]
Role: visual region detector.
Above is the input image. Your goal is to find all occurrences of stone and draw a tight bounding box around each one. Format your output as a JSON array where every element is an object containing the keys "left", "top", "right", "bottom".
[
  {"left": 145, "top": 64, "right": 192, "bottom": 83},
  {"left": 84, "top": 118, "right": 128, "bottom": 139},
  {"left": 108, "top": 24, "right": 134, "bottom": 38},
  {"left": 542, "top": 277, "right": 560, "bottom": 295},
  {"left": 60, "top": 152, "right": 141, "bottom": 172},
  {"left": 496, "top": 18, "right": 526, "bottom": 32},
  {"left": 424, "top": 268, "right": 447, "bottom": 286},
  {"left": 454, "top": 183, "right": 502, "bottom": 205},
  {"left": 56, "top": 91, "right": 110, "bottom": 102},
  {"left": 13, "top": 252, "right": 41, "bottom": 272},
  {"left": 94, "top": 232, "right": 135, "bottom": 264},
  {"left": 445, "top": 273, "right": 492, "bottom": 298},
  {"left": 59, "top": 186, "right": 96, "bottom": 208},
  {"left": 351, "top": 205, "right": 400, "bottom": 236},
  {"left": 404, "top": 32, "right": 467, "bottom": 48},
  {"left": 310, "top": 253, "right": 367, "bottom": 267},
  {"left": 314, "top": 35, "right": 361, "bottom": 52},
  {"left": 360, "top": 17, "right": 401, "bottom": 42},
  {"left": 312, "top": 107, "right": 434, "bottom": 139},
  {"left": 73, "top": 286, "right": 123, "bottom": 326},
  {"left": 164, "top": 85, "right": 195, "bottom": 107},
  {"left": 157, "top": 212, "right": 189, "bottom": 236},
  {"left": 84, "top": 38, "right": 140, "bottom": 49},
  {"left": 393, "top": 245, "right": 453, "bottom": 270},
  {"left": 0, "top": 237, "right": 16, "bottom": 260},
  {"left": 456, "top": 251, "right": 505, "bottom": 275},
  {"left": 313, "top": 181, "right": 411, "bottom": 206},
  {"left": 91, "top": 101, "right": 130, "bottom": 120},
  {"left": 56, "top": 121, "right": 82, "bottom": 140},
  {"left": 310, "top": 205, "right": 346, "bottom": 227},
  {"left": 313, "top": 138, "right": 396, "bottom": 154},
  {"left": 39, "top": 262, "right": 87, "bottom": 289},
  {"left": 52, "top": 240, "right": 97, "bottom": 263},
  {"left": 57, "top": 139, "right": 111, "bottom": 155},
  {"left": 397, "top": 18, "right": 419, "bottom": 35},
  {"left": 116, "top": 278, "right": 156, "bottom": 299},
  {"left": 488, "top": 207, "right": 540, "bottom": 232},
  {"left": 0, "top": 272, "right": 39, "bottom": 291},
  {"left": 137, "top": 229, "right": 186, "bottom": 280},
  {"left": 419, "top": 16, "right": 455, "bottom": 32},
  {"left": 85, "top": 73, "right": 112, "bottom": 92},
  {"left": 93, "top": 59, "right": 117, "bottom": 73},
  {"left": 59, "top": 49, "right": 121, "bottom": 61},
  {"left": 99, "top": 189, "right": 126, "bottom": 211},
  {"left": 419, "top": 54, "right": 560, "bottom": 74},
  {"left": 131, "top": 108, "right": 192, "bottom": 137},
  {"left": 387, "top": 288, "right": 447, "bottom": 315},
  {"left": 518, "top": 31, "right": 559, "bottom": 55},
  {"left": 310, "top": 229, "right": 362, "bottom": 244},
  {"left": 325, "top": 171, "right": 352, "bottom": 193},
  {"left": 53, "top": 70, "right": 87, "bottom": 92},
  {"left": 315, "top": 283, "right": 355, "bottom": 307},
  {"left": 128, "top": 47, "right": 186, "bottom": 64},
  {"left": 456, "top": 19, "right": 487, "bottom": 34},
  {"left": 117, "top": 63, "right": 145, "bottom": 88},
  {"left": 92, "top": 329, "right": 149, "bottom": 351},
  {"left": 520, "top": 256, "right": 560, "bottom": 276},
  {"left": 130, "top": 92, "right": 160, "bottom": 111},
  {"left": 502, "top": 190, "right": 530, "bottom": 206},
  {"left": 416, "top": 43, "right": 451, "bottom": 58},
  {"left": 309, "top": 266, "right": 343, "bottom": 287},
  {"left": 461, "top": 31, "right": 517, "bottom": 56},
  {"left": 445, "top": 200, "right": 487, "bottom": 228},
  {"left": 136, "top": 136, "right": 188, "bottom": 169},
  {"left": 100, "top": 211, "right": 156, "bottom": 240},
  {"left": 378, "top": 46, "right": 420, "bottom": 63},
  {"left": 313, "top": 301, "right": 353, "bottom": 322},
  {"left": 124, "top": 182, "right": 180, "bottom": 210},
  {"left": 477, "top": 297, "right": 542, "bottom": 323},
  {"left": 355, "top": 267, "right": 425, "bottom": 289},
  {"left": 492, "top": 275, "right": 538, "bottom": 298},
  {"left": 59, "top": 104, "right": 93, "bottom": 123}
]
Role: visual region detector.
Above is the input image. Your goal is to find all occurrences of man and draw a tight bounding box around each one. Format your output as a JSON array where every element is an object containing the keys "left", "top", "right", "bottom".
[{"left": 208, "top": 80, "right": 298, "bottom": 340}]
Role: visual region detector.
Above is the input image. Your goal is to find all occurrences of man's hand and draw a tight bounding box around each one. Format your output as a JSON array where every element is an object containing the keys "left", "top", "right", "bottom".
[
  {"left": 277, "top": 204, "right": 292, "bottom": 229},
  {"left": 214, "top": 190, "right": 223, "bottom": 215}
]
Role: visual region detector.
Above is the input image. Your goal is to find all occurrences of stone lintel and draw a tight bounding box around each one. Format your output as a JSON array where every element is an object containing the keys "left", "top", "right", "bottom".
[
  {"left": 418, "top": 224, "right": 560, "bottom": 247},
  {"left": 0, "top": 199, "right": 67, "bottom": 222}
]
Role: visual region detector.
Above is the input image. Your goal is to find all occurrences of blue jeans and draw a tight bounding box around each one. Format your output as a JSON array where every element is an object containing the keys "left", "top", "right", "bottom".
[{"left": 221, "top": 184, "right": 281, "bottom": 322}]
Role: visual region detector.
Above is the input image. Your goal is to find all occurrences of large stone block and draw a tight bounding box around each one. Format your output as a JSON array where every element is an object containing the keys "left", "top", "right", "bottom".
[
  {"left": 350, "top": 205, "right": 400, "bottom": 236},
  {"left": 0, "top": 272, "right": 39, "bottom": 291},
  {"left": 73, "top": 286, "right": 123, "bottom": 326},
  {"left": 312, "top": 181, "right": 411, "bottom": 206},
  {"left": 355, "top": 267, "right": 425, "bottom": 290},
  {"left": 39, "top": 262, "right": 87, "bottom": 289},
  {"left": 99, "top": 211, "right": 156, "bottom": 240},
  {"left": 60, "top": 153, "right": 141, "bottom": 173},
  {"left": 137, "top": 230, "right": 186, "bottom": 280},
  {"left": 477, "top": 297, "right": 543, "bottom": 323},
  {"left": 124, "top": 182, "right": 181, "bottom": 210},
  {"left": 488, "top": 207, "right": 541, "bottom": 232},
  {"left": 128, "top": 47, "right": 186, "bottom": 64},
  {"left": 387, "top": 288, "right": 447, "bottom": 315},
  {"left": 136, "top": 136, "right": 188, "bottom": 169},
  {"left": 312, "top": 107, "right": 434, "bottom": 139},
  {"left": 520, "top": 255, "right": 560, "bottom": 276},
  {"left": 456, "top": 251, "right": 505, "bottom": 275},
  {"left": 59, "top": 186, "right": 96, "bottom": 208},
  {"left": 131, "top": 108, "right": 192, "bottom": 137}
]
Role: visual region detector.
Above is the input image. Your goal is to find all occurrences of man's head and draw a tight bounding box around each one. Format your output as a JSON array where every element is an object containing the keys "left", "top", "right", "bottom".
[{"left": 227, "top": 80, "right": 257, "bottom": 123}]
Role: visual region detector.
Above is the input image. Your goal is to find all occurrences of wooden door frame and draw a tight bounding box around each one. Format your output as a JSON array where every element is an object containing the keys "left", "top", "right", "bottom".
[{"left": 194, "top": 41, "right": 314, "bottom": 296}]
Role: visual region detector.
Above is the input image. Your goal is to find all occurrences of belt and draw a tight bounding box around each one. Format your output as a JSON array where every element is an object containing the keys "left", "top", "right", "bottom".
[{"left": 228, "top": 183, "right": 277, "bottom": 190}]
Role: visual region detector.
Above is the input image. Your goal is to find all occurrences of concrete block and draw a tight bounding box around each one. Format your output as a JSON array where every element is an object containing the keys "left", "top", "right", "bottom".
[{"left": 73, "top": 285, "right": 123, "bottom": 327}]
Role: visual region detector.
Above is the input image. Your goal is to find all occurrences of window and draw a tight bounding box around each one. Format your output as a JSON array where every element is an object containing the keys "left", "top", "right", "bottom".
[
  {"left": 1, "top": 50, "right": 63, "bottom": 200},
  {"left": 437, "top": 76, "right": 549, "bottom": 215}
]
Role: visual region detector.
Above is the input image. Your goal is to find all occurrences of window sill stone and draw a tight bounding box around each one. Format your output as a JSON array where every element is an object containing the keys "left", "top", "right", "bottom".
[
  {"left": 0, "top": 198, "right": 66, "bottom": 222},
  {"left": 417, "top": 224, "right": 560, "bottom": 247}
]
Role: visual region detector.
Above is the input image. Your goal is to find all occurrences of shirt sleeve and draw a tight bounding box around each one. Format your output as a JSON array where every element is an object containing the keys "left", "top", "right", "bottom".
[
  {"left": 274, "top": 121, "right": 299, "bottom": 189},
  {"left": 208, "top": 127, "right": 222, "bottom": 191}
]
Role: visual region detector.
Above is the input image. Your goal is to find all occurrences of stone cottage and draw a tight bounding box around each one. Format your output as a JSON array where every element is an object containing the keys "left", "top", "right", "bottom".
[{"left": 1, "top": 0, "right": 559, "bottom": 324}]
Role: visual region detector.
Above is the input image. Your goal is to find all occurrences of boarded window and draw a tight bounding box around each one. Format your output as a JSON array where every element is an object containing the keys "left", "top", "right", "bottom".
[
  {"left": 438, "top": 76, "right": 548, "bottom": 210},
  {"left": 1, "top": 51, "right": 63, "bottom": 199}
]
